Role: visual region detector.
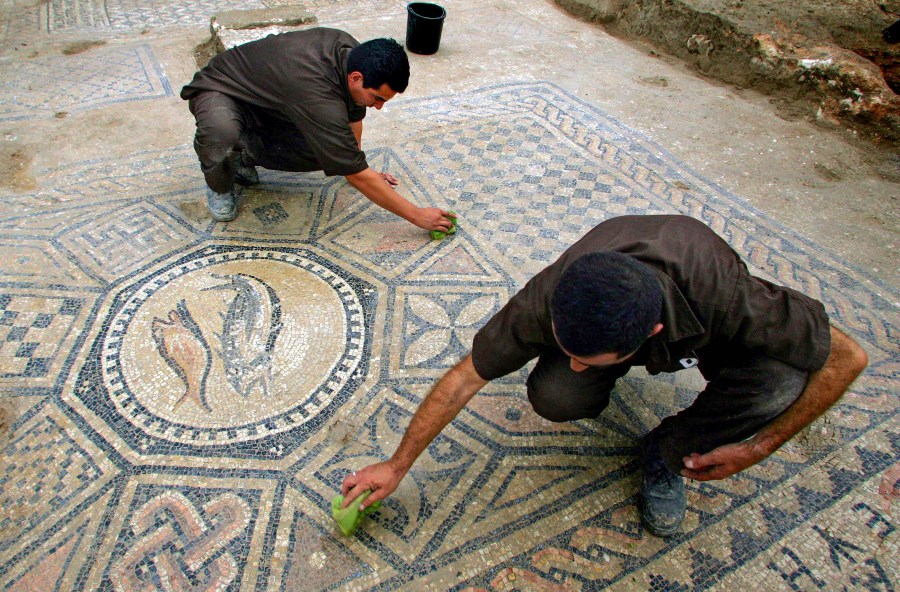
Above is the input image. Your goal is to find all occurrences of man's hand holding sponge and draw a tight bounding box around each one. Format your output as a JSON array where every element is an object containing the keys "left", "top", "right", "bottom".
[
  {"left": 331, "top": 490, "right": 381, "bottom": 536},
  {"left": 430, "top": 211, "right": 458, "bottom": 240}
]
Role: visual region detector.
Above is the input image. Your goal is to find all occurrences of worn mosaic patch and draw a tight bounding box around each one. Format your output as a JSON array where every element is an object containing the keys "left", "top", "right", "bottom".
[
  {"left": 0, "top": 44, "right": 170, "bottom": 121},
  {"left": 0, "top": 0, "right": 264, "bottom": 35},
  {"left": 0, "top": 82, "right": 896, "bottom": 591}
]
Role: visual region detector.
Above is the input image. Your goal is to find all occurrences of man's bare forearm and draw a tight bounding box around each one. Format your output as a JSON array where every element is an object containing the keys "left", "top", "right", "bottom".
[
  {"left": 751, "top": 325, "right": 867, "bottom": 455},
  {"left": 346, "top": 167, "right": 417, "bottom": 221},
  {"left": 683, "top": 325, "right": 869, "bottom": 480},
  {"left": 340, "top": 354, "right": 488, "bottom": 507},
  {"left": 389, "top": 354, "right": 488, "bottom": 473}
]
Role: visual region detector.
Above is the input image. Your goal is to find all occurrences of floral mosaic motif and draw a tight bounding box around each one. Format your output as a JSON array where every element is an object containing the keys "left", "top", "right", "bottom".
[{"left": 401, "top": 292, "right": 499, "bottom": 368}]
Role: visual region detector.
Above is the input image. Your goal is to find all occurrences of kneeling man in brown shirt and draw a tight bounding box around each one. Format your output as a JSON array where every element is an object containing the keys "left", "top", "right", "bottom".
[
  {"left": 341, "top": 214, "right": 868, "bottom": 537},
  {"left": 181, "top": 27, "right": 454, "bottom": 230}
]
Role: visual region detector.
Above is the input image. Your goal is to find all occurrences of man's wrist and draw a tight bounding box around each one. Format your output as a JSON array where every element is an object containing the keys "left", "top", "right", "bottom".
[
  {"left": 387, "top": 454, "right": 414, "bottom": 476},
  {"left": 748, "top": 431, "right": 783, "bottom": 457}
]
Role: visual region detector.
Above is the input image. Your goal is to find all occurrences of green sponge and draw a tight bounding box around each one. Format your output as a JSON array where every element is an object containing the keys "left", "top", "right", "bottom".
[
  {"left": 331, "top": 490, "right": 382, "bottom": 536},
  {"left": 430, "top": 212, "right": 458, "bottom": 240}
]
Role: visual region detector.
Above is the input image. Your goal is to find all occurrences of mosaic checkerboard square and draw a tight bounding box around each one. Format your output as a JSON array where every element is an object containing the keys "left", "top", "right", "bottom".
[
  {"left": 252, "top": 202, "right": 290, "bottom": 226},
  {"left": 403, "top": 116, "right": 665, "bottom": 269},
  {"left": 0, "top": 294, "right": 84, "bottom": 379}
]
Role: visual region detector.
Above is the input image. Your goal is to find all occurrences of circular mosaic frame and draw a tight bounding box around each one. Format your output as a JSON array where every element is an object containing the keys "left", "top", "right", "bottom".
[{"left": 72, "top": 245, "right": 376, "bottom": 458}]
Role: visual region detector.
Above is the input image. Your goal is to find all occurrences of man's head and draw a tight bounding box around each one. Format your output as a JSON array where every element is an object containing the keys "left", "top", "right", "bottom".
[
  {"left": 347, "top": 38, "right": 410, "bottom": 109},
  {"left": 551, "top": 251, "right": 663, "bottom": 365}
]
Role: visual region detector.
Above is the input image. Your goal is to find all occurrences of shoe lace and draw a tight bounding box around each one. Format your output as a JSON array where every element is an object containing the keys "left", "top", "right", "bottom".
[
  {"left": 643, "top": 442, "right": 679, "bottom": 487},
  {"left": 647, "top": 459, "right": 679, "bottom": 487}
]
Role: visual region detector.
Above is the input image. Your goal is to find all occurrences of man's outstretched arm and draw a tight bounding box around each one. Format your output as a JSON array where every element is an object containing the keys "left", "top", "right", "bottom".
[
  {"left": 682, "top": 325, "right": 868, "bottom": 481},
  {"left": 345, "top": 167, "right": 453, "bottom": 232},
  {"left": 349, "top": 120, "right": 399, "bottom": 186},
  {"left": 341, "top": 354, "right": 489, "bottom": 509}
]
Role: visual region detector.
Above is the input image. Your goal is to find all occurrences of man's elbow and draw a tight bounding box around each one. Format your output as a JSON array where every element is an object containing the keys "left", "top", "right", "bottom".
[
  {"left": 847, "top": 339, "right": 868, "bottom": 376},
  {"left": 345, "top": 167, "right": 371, "bottom": 178},
  {"left": 831, "top": 326, "right": 868, "bottom": 378}
]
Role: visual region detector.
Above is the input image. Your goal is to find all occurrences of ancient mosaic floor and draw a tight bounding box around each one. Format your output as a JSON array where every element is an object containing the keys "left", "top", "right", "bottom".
[{"left": 0, "top": 1, "right": 898, "bottom": 590}]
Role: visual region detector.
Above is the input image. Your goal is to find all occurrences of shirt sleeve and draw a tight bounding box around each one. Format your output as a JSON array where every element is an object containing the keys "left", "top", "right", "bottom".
[
  {"left": 471, "top": 277, "right": 554, "bottom": 381},
  {"left": 722, "top": 268, "right": 832, "bottom": 371},
  {"left": 286, "top": 100, "right": 368, "bottom": 176}
]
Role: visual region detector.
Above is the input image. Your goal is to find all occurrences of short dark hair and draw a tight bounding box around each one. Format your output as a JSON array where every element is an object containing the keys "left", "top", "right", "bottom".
[
  {"left": 551, "top": 251, "right": 663, "bottom": 357},
  {"left": 348, "top": 38, "right": 410, "bottom": 93}
]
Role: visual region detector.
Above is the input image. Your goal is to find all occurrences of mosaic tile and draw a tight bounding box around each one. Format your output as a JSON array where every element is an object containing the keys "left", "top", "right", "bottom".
[
  {"left": 104, "top": 0, "right": 264, "bottom": 30},
  {"left": 0, "top": 238, "right": 100, "bottom": 287},
  {"left": 261, "top": 0, "right": 406, "bottom": 20},
  {"left": 0, "top": 44, "right": 171, "bottom": 122},
  {"left": 0, "top": 2, "right": 41, "bottom": 46},
  {"left": 0, "top": 409, "right": 113, "bottom": 569},
  {"left": 56, "top": 203, "right": 201, "bottom": 283},
  {"left": 386, "top": 284, "right": 509, "bottom": 380},
  {"left": 0, "top": 486, "right": 115, "bottom": 591},
  {"left": 0, "top": 82, "right": 896, "bottom": 591},
  {"left": 0, "top": 288, "right": 95, "bottom": 395},
  {"left": 81, "top": 474, "right": 276, "bottom": 591},
  {"left": 64, "top": 244, "right": 378, "bottom": 462},
  {"left": 43, "top": 0, "right": 110, "bottom": 31}
]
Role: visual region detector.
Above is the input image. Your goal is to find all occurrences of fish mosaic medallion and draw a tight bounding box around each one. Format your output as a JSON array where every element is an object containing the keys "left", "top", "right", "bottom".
[{"left": 65, "top": 244, "right": 377, "bottom": 460}]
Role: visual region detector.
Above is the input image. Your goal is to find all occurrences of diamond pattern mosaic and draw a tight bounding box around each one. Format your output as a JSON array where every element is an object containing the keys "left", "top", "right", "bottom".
[
  {"left": 0, "top": 45, "right": 171, "bottom": 121},
  {"left": 0, "top": 77, "right": 896, "bottom": 591}
]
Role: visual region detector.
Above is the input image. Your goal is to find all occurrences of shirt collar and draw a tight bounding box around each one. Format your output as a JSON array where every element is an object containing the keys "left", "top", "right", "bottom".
[{"left": 653, "top": 270, "right": 705, "bottom": 343}]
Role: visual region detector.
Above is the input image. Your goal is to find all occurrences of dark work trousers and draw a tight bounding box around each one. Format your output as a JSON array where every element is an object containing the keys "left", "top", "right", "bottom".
[
  {"left": 188, "top": 91, "right": 320, "bottom": 193},
  {"left": 526, "top": 349, "right": 809, "bottom": 473}
]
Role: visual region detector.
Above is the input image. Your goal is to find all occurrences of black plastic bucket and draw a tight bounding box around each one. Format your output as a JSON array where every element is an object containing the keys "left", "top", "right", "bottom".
[{"left": 406, "top": 3, "right": 446, "bottom": 55}]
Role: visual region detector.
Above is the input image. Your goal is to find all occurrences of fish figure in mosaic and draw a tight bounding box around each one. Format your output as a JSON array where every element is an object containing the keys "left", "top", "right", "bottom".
[
  {"left": 205, "top": 273, "right": 283, "bottom": 399},
  {"left": 151, "top": 299, "right": 213, "bottom": 412}
]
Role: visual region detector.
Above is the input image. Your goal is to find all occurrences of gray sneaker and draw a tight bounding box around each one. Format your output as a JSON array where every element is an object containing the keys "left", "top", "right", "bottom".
[
  {"left": 233, "top": 153, "right": 259, "bottom": 186},
  {"left": 638, "top": 430, "right": 686, "bottom": 537},
  {"left": 206, "top": 186, "right": 241, "bottom": 222}
]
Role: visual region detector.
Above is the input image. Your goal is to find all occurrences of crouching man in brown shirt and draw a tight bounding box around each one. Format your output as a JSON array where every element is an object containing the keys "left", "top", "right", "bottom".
[
  {"left": 181, "top": 27, "right": 454, "bottom": 229},
  {"left": 341, "top": 214, "right": 868, "bottom": 537}
]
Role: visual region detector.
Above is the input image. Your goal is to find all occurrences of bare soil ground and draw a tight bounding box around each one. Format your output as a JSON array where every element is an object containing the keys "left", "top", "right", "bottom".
[{"left": 555, "top": 0, "right": 900, "bottom": 148}]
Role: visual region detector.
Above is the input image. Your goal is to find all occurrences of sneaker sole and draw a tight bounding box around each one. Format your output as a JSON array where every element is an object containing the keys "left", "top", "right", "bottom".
[
  {"left": 638, "top": 496, "right": 683, "bottom": 537},
  {"left": 210, "top": 209, "right": 237, "bottom": 222}
]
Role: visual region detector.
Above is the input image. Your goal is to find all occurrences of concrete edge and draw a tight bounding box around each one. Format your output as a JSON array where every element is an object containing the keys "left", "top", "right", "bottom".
[{"left": 209, "top": 7, "right": 318, "bottom": 52}]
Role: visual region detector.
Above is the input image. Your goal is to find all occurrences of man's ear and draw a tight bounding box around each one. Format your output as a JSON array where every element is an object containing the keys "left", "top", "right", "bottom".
[
  {"left": 649, "top": 323, "right": 664, "bottom": 338},
  {"left": 348, "top": 71, "right": 364, "bottom": 86}
]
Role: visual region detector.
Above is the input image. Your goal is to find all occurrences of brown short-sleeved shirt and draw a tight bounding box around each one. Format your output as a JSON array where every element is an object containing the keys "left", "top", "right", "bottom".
[
  {"left": 180, "top": 27, "right": 368, "bottom": 176},
  {"left": 471, "top": 215, "right": 831, "bottom": 381}
]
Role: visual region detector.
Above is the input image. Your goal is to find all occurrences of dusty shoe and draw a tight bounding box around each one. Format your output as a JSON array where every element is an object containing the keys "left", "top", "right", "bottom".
[
  {"left": 233, "top": 153, "right": 259, "bottom": 186},
  {"left": 638, "top": 430, "right": 685, "bottom": 537},
  {"left": 206, "top": 186, "right": 241, "bottom": 222}
]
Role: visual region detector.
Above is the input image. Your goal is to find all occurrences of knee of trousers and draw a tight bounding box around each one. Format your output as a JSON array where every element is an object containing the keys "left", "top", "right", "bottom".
[
  {"left": 193, "top": 121, "right": 243, "bottom": 166},
  {"left": 526, "top": 381, "right": 610, "bottom": 422}
]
